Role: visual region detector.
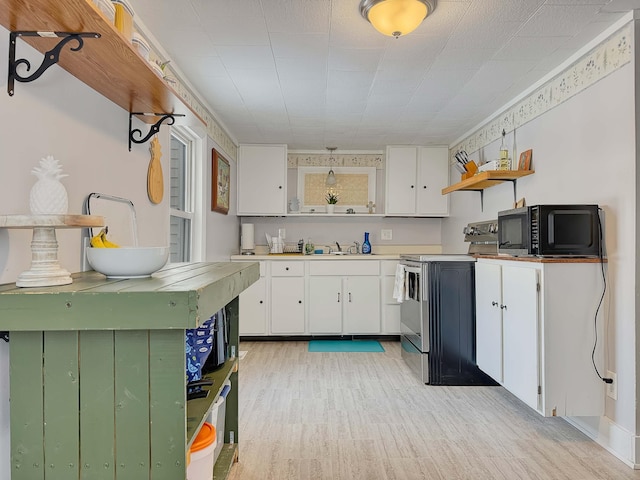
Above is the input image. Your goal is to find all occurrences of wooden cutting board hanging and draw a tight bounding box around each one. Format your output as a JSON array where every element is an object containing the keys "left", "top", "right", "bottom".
[{"left": 147, "top": 136, "right": 164, "bottom": 204}]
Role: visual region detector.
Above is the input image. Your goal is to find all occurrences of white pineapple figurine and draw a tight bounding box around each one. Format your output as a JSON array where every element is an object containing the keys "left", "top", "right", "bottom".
[{"left": 29, "top": 155, "right": 69, "bottom": 214}]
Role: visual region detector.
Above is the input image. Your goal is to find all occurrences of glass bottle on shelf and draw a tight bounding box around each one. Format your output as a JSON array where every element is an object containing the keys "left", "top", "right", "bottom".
[{"left": 499, "top": 129, "right": 510, "bottom": 169}]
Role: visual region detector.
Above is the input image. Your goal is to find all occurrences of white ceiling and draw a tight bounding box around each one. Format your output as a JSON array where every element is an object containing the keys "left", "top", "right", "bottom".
[{"left": 128, "top": 0, "right": 638, "bottom": 150}]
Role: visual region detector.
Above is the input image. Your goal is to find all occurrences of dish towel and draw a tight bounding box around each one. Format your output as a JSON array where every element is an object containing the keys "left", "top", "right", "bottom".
[{"left": 393, "top": 264, "right": 406, "bottom": 303}]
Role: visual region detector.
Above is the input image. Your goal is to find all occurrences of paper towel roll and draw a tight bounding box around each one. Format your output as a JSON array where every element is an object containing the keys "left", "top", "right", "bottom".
[{"left": 241, "top": 223, "right": 255, "bottom": 250}]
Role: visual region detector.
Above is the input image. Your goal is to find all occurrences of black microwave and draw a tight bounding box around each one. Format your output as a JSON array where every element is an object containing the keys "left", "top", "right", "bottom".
[{"left": 497, "top": 204, "right": 601, "bottom": 257}]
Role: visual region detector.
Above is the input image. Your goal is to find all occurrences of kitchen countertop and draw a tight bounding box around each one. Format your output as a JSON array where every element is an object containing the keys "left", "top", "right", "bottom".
[
  {"left": 230, "top": 254, "right": 401, "bottom": 260},
  {"left": 474, "top": 254, "right": 606, "bottom": 263}
]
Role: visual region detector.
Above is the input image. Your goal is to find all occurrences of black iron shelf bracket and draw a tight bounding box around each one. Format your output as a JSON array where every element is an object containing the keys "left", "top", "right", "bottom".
[
  {"left": 470, "top": 179, "right": 519, "bottom": 211},
  {"left": 8, "top": 31, "right": 101, "bottom": 96},
  {"left": 129, "top": 112, "right": 185, "bottom": 151}
]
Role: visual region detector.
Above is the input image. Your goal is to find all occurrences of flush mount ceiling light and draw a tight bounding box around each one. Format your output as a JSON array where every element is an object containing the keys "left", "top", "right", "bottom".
[
  {"left": 326, "top": 147, "right": 337, "bottom": 186},
  {"left": 359, "top": 0, "right": 437, "bottom": 38}
]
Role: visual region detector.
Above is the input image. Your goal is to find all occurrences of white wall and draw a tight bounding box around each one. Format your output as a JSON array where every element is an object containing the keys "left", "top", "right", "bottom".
[
  {"left": 442, "top": 59, "right": 637, "bottom": 461},
  {"left": 205, "top": 138, "right": 240, "bottom": 261},
  {"left": 0, "top": 26, "right": 176, "bottom": 479},
  {"left": 242, "top": 216, "right": 442, "bottom": 252}
]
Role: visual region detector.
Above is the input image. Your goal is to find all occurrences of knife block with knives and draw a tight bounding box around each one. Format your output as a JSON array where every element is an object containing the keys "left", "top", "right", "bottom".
[
  {"left": 454, "top": 150, "right": 478, "bottom": 180},
  {"left": 461, "top": 160, "right": 478, "bottom": 180}
]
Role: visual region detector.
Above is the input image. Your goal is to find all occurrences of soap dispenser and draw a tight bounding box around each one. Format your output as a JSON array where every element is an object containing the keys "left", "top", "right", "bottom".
[{"left": 362, "top": 232, "right": 372, "bottom": 254}]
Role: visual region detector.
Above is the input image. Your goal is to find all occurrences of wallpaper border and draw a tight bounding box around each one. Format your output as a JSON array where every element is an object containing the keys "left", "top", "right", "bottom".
[{"left": 451, "top": 23, "right": 632, "bottom": 159}]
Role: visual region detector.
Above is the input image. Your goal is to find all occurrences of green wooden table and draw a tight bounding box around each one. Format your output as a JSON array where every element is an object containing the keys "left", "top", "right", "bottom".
[{"left": 0, "top": 262, "right": 259, "bottom": 480}]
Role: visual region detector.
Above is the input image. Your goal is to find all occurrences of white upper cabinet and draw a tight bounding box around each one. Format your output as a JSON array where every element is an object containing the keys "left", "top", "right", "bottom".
[
  {"left": 385, "top": 146, "right": 417, "bottom": 214},
  {"left": 385, "top": 146, "right": 449, "bottom": 216},
  {"left": 237, "top": 144, "right": 287, "bottom": 215}
]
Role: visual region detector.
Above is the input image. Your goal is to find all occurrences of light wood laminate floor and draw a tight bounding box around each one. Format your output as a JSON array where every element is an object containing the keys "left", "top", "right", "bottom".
[{"left": 229, "top": 340, "right": 639, "bottom": 480}]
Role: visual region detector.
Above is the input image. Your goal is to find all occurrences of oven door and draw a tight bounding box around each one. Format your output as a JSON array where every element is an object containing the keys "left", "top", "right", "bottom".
[{"left": 399, "top": 263, "right": 428, "bottom": 353}]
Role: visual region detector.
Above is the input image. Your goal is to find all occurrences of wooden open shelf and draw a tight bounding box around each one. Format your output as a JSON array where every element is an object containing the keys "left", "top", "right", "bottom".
[
  {"left": 0, "top": 0, "right": 205, "bottom": 126},
  {"left": 442, "top": 170, "right": 534, "bottom": 194},
  {"left": 186, "top": 357, "right": 237, "bottom": 449}
]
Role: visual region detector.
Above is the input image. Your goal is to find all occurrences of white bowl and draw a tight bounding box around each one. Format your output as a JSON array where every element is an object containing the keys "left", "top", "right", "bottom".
[{"left": 86, "top": 246, "right": 169, "bottom": 278}]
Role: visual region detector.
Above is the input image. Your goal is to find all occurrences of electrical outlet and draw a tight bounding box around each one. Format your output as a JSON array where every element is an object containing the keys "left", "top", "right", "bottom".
[
  {"left": 606, "top": 371, "right": 617, "bottom": 400},
  {"left": 381, "top": 229, "right": 393, "bottom": 240}
]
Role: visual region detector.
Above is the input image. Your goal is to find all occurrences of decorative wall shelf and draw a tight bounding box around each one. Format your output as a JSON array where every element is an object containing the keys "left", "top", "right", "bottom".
[
  {"left": 442, "top": 170, "right": 534, "bottom": 210},
  {"left": 0, "top": 0, "right": 205, "bottom": 127}
]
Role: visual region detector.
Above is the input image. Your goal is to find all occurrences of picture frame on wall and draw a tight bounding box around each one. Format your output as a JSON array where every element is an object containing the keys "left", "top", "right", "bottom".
[
  {"left": 518, "top": 149, "right": 533, "bottom": 170},
  {"left": 212, "top": 149, "right": 230, "bottom": 214}
]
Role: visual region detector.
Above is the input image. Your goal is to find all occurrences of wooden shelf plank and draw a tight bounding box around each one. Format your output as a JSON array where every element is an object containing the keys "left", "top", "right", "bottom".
[
  {"left": 0, "top": 214, "right": 104, "bottom": 228},
  {"left": 442, "top": 170, "right": 534, "bottom": 195},
  {"left": 0, "top": 0, "right": 205, "bottom": 126},
  {"left": 213, "top": 444, "right": 239, "bottom": 480},
  {"left": 186, "top": 358, "right": 237, "bottom": 449}
]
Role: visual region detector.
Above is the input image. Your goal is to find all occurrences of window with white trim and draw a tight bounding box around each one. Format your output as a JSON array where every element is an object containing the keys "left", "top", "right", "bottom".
[{"left": 169, "top": 128, "right": 202, "bottom": 262}]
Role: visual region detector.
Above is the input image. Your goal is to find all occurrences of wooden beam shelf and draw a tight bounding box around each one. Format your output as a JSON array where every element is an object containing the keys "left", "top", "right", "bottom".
[
  {"left": 442, "top": 170, "right": 535, "bottom": 195},
  {"left": 0, "top": 0, "right": 205, "bottom": 127}
]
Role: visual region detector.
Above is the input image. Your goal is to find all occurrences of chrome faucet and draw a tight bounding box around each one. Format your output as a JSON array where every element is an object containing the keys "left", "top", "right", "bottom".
[
  {"left": 349, "top": 241, "right": 361, "bottom": 254},
  {"left": 335, "top": 241, "right": 342, "bottom": 252}
]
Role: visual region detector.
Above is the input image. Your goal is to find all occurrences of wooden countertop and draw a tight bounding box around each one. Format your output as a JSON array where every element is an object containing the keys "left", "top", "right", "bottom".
[{"left": 475, "top": 254, "right": 606, "bottom": 263}]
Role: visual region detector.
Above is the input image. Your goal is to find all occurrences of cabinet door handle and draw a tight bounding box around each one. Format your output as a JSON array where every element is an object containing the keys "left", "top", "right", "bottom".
[
  {"left": 500, "top": 304, "right": 507, "bottom": 310},
  {"left": 285, "top": 267, "right": 289, "bottom": 271},
  {"left": 423, "top": 185, "right": 427, "bottom": 189},
  {"left": 337, "top": 292, "right": 340, "bottom": 302},
  {"left": 259, "top": 300, "right": 263, "bottom": 304},
  {"left": 349, "top": 292, "right": 352, "bottom": 302},
  {"left": 298, "top": 300, "right": 302, "bottom": 304},
  {"left": 410, "top": 185, "right": 414, "bottom": 189},
  {"left": 278, "top": 186, "right": 283, "bottom": 189},
  {"left": 491, "top": 301, "right": 498, "bottom": 307}
]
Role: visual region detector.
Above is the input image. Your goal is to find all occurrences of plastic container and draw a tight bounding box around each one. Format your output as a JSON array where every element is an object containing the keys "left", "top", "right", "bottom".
[
  {"left": 211, "top": 380, "right": 232, "bottom": 464},
  {"left": 112, "top": 0, "right": 134, "bottom": 42},
  {"left": 132, "top": 32, "right": 150, "bottom": 61},
  {"left": 187, "top": 422, "right": 216, "bottom": 480},
  {"left": 93, "top": 0, "right": 115, "bottom": 23}
]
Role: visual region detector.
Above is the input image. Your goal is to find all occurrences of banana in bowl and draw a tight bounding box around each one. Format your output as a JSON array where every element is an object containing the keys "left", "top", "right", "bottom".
[{"left": 86, "top": 246, "right": 169, "bottom": 278}]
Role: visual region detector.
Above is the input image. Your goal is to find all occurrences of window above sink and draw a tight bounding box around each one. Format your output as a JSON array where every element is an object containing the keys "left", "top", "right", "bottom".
[{"left": 296, "top": 167, "right": 376, "bottom": 214}]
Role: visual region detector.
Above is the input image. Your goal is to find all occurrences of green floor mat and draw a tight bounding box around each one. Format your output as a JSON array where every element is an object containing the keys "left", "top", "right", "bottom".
[{"left": 308, "top": 340, "right": 384, "bottom": 352}]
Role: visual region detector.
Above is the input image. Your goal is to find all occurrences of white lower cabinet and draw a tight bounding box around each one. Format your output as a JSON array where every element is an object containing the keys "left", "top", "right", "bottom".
[
  {"left": 475, "top": 258, "right": 604, "bottom": 417},
  {"left": 270, "top": 262, "right": 305, "bottom": 334},
  {"left": 308, "top": 276, "right": 342, "bottom": 334},
  {"left": 237, "top": 261, "right": 268, "bottom": 335},
  {"left": 308, "top": 260, "right": 381, "bottom": 335},
  {"left": 475, "top": 262, "right": 503, "bottom": 381},
  {"left": 345, "top": 276, "right": 380, "bottom": 334},
  {"left": 308, "top": 276, "right": 381, "bottom": 334},
  {"left": 501, "top": 266, "right": 539, "bottom": 411},
  {"left": 239, "top": 276, "right": 268, "bottom": 335},
  {"left": 233, "top": 257, "right": 393, "bottom": 336}
]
